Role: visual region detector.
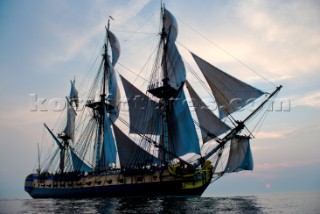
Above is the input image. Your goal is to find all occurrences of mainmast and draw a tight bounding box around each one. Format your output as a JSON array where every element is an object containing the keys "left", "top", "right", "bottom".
[
  {"left": 145, "top": 6, "right": 200, "bottom": 162},
  {"left": 147, "top": 6, "right": 176, "bottom": 161}
]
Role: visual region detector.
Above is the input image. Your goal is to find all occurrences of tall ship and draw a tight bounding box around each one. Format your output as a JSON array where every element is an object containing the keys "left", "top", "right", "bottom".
[{"left": 25, "top": 6, "right": 282, "bottom": 198}]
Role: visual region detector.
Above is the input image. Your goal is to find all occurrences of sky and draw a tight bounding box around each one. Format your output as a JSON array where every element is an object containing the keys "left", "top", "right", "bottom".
[{"left": 0, "top": 0, "right": 320, "bottom": 199}]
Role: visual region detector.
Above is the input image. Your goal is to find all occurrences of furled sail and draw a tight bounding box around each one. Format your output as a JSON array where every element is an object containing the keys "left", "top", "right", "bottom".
[
  {"left": 113, "top": 124, "right": 160, "bottom": 168},
  {"left": 69, "top": 147, "right": 92, "bottom": 172},
  {"left": 224, "top": 135, "right": 253, "bottom": 173},
  {"left": 186, "top": 81, "right": 230, "bottom": 143},
  {"left": 107, "top": 29, "right": 120, "bottom": 66},
  {"left": 120, "top": 75, "right": 161, "bottom": 135},
  {"left": 163, "top": 9, "right": 185, "bottom": 89},
  {"left": 168, "top": 90, "right": 200, "bottom": 156},
  {"left": 191, "top": 52, "right": 264, "bottom": 118}
]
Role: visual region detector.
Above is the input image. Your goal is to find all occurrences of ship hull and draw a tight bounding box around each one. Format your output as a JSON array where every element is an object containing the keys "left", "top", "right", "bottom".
[
  {"left": 27, "top": 180, "right": 209, "bottom": 198},
  {"left": 25, "top": 168, "right": 212, "bottom": 198}
]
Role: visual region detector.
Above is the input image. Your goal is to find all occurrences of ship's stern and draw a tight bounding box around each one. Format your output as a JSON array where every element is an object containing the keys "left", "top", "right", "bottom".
[{"left": 24, "top": 174, "right": 36, "bottom": 195}]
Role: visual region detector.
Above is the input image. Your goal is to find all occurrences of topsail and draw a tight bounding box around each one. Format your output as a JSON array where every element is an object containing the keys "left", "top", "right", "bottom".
[
  {"left": 107, "top": 29, "right": 121, "bottom": 66},
  {"left": 106, "top": 30, "right": 120, "bottom": 117},
  {"left": 163, "top": 9, "right": 185, "bottom": 89}
]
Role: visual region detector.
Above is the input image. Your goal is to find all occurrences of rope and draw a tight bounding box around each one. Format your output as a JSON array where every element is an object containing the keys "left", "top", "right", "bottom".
[{"left": 177, "top": 17, "right": 277, "bottom": 87}]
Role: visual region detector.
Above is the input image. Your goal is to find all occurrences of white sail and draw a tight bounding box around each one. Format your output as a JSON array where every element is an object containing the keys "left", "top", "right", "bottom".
[
  {"left": 120, "top": 75, "right": 161, "bottom": 135},
  {"left": 186, "top": 81, "right": 230, "bottom": 143},
  {"left": 224, "top": 136, "right": 253, "bottom": 173},
  {"left": 63, "top": 101, "right": 76, "bottom": 141},
  {"left": 63, "top": 80, "right": 78, "bottom": 141},
  {"left": 191, "top": 52, "right": 264, "bottom": 118},
  {"left": 163, "top": 9, "right": 185, "bottom": 89},
  {"left": 168, "top": 90, "right": 200, "bottom": 156},
  {"left": 113, "top": 124, "right": 160, "bottom": 168},
  {"left": 107, "top": 29, "right": 120, "bottom": 66}
]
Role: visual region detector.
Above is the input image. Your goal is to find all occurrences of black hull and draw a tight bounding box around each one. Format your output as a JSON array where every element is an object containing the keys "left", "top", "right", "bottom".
[
  {"left": 25, "top": 162, "right": 213, "bottom": 199},
  {"left": 28, "top": 180, "right": 209, "bottom": 199}
]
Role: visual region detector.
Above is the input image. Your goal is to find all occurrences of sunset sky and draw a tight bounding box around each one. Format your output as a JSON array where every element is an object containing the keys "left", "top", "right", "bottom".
[{"left": 1, "top": 0, "right": 319, "bottom": 198}]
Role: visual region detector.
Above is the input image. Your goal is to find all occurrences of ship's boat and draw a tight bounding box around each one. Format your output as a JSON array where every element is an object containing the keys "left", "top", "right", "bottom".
[{"left": 24, "top": 5, "right": 282, "bottom": 198}]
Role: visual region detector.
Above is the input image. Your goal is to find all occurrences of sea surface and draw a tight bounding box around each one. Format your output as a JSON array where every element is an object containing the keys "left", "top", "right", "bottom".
[{"left": 0, "top": 192, "right": 319, "bottom": 213}]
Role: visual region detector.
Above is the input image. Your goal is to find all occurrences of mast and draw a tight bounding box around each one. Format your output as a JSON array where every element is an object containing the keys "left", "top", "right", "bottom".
[
  {"left": 58, "top": 127, "right": 70, "bottom": 173},
  {"left": 146, "top": 7, "right": 200, "bottom": 162},
  {"left": 86, "top": 18, "right": 119, "bottom": 171},
  {"left": 161, "top": 6, "right": 169, "bottom": 161},
  {"left": 102, "top": 19, "right": 110, "bottom": 99},
  {"left": 147, "top": 6, "right": 172, "bottom": 161},
  {"left": 37, "top": 142, "right": 41, "bottom": 174},
  {"left": 95, "top": 23, "right": 110, "bottom": 171}
]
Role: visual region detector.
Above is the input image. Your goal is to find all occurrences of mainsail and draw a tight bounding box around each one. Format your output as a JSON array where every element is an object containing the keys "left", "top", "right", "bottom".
[
  {"left": 168, "top": 91, "right": 200, "bottom": 156},
  {"left": 191, "top": 52, "right": 264, "bottom": 118},
  {"left": 98, "top": 106, "right": 117, "bottom": 168}
]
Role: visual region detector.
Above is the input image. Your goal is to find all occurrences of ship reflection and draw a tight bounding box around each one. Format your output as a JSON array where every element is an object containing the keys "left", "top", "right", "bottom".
[{"left": 23, "top": 196, "right": 262, "bottom": 213}]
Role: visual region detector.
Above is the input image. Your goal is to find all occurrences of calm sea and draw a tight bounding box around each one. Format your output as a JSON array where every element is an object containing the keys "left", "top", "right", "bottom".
[{"left": 0, "top": 192, "right": 319, "bottom": 213}]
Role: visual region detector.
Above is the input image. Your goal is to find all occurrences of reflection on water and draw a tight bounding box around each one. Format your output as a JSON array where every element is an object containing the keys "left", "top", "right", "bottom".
[
  {"left": 14, "top": 196, "right": 262, "bottom": 214},
  {"left": 2, "top": 192, "right": 319, "bottom": 213}
]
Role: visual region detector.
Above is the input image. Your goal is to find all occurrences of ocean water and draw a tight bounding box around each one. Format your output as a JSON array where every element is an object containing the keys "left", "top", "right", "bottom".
[{"left": 0, "top": 192, "right": 319, "bottom": 213}]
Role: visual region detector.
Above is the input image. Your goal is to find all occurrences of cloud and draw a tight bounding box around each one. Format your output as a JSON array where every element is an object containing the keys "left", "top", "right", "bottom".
[
  {"left": 291, "top": 90, "right": 320, "bottom": 108},
  {"left": 254, "top": 123, "right": 320, "bottom": 140},
  {"left": 172, "top": 0, "right": 320, "bottom": 93},
  {"left": 234, "top": 0, "right": 320, "bottom": 78},
  {"left": 255, "top": 159, "right": 320, "bottom": 171},
  {"left": 41, "top": 0, "right": 152, "bottom": 67},
  {"left": 255, "top": 128, "right": 295, "bottom": 139}
]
